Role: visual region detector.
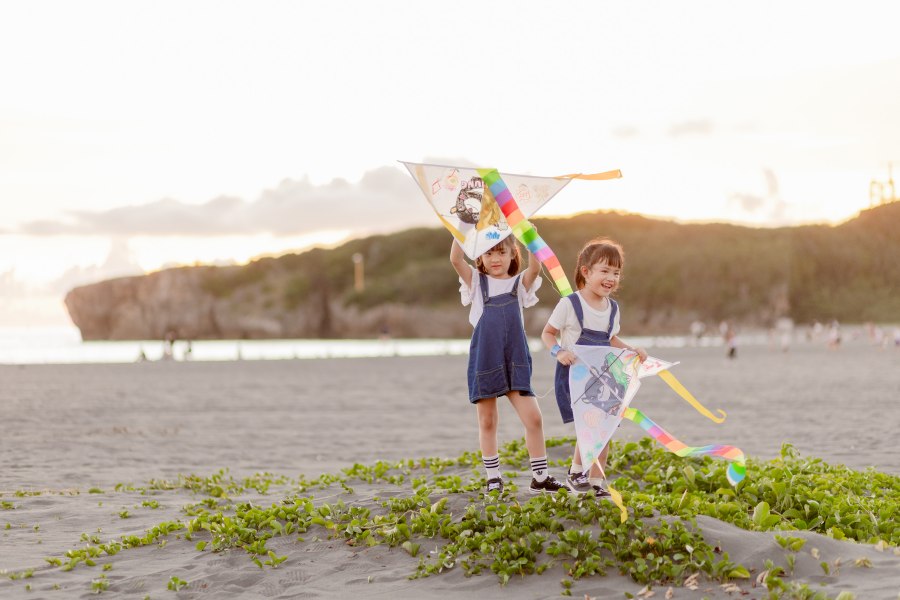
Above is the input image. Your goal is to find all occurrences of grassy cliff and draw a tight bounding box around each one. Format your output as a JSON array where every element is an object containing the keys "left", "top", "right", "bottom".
[{"left": 200, "top": 202, "right": 899, "bottom": 334}]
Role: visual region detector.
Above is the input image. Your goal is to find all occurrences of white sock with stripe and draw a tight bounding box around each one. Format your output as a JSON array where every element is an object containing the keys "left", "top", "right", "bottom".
[
  {"left": 531, "top": 456, "right": 548, "bottom": 482},
  {"left": 482, "top": 454, "right": 501, "bottom": 480}
]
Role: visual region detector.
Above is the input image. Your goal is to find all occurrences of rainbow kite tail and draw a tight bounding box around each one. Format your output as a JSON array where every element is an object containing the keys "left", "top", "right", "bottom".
[
  {"left": 477, "top": 168, "right": 573, "bottom": 296},
  {"left": 623, "top": 407, "right": 746, "bottom": 486}
]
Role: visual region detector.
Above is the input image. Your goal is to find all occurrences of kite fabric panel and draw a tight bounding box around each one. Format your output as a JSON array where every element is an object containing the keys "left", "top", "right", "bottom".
[
  {"left": 400, "top": 161, "right": 571, "bottom": 260},
  {"left": 569, "top": 346, "right": 647, "bottom": 471}
]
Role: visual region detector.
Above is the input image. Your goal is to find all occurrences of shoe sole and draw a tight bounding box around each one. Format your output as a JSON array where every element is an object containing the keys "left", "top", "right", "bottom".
[
  {"left": 566, "top": 482, "right": 594, "bottom": 495},
  {"left": 527, "top": 487, "right": 565, "bottom": 494}
]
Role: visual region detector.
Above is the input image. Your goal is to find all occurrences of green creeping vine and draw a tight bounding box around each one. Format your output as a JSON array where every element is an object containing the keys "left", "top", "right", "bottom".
[{"left": 13, "top": 438, "right": 897, "bottom": 597}]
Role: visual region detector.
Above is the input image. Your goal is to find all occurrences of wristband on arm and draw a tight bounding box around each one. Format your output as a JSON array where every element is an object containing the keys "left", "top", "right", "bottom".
[{"left": 550, "top": 344, "right": 562, "bottom": 357}]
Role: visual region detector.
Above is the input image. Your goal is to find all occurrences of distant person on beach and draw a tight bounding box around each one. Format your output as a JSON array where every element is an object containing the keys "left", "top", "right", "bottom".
[
  {"left": 541, "top": 238, "right": 647, "bottom": 499},
  {"left": 451, "top": 236, "right": 565, "bottom": 495},
  {"left": 723, "top": 323, "right": 738, "bottom": 359},
  {"left": 162, "top": 331, "right": 175, "bottom": 360},
  {"left": 689, "top": 320, "right": 706, "bottom": 346},
  {"left": 776, "top": 317, "right": 793, "bottom": 353},
  {"left": 827, "top": 320, "right": 841, "bottom": 350}
]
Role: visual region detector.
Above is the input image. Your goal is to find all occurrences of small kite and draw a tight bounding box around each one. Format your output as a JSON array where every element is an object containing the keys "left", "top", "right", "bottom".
[
  {"left": 400, "top": 161, "right": 621, "bottom": 296},
  {"left": 570, "top": 345, "right": 746, "bottom": 521}
]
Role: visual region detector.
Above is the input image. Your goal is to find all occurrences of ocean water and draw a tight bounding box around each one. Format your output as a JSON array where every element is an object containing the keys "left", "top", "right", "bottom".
[{"left": 0, "top": 325, "right": 749, "bottom": 365}]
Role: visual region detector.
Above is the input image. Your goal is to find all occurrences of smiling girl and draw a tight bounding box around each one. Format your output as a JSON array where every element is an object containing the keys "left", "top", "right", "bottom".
[
  {"left": 451, "top": 237, "right": 565, "bottom": 495},
  {"left": 541, "top": 238, "right": 647, "bottom": 498}
]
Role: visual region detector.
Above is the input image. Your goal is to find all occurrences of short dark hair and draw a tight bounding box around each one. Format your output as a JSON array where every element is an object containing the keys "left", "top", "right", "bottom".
[{"left": 574, "top": 238, "right": 624, "bottom": 289}]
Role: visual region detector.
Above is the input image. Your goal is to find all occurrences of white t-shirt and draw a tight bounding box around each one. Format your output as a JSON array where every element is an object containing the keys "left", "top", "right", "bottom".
[
  {"left": 459, "top": 265, "right": 542, "bottom": 328},
  {"left": 547, "top": 291, "right": 621, "bottom": 350}
]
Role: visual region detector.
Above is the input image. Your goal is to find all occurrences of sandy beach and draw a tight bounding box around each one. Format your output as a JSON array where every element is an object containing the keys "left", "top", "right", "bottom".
[{"left": 1, "top": 342, "right": 898, "bottom": 599}]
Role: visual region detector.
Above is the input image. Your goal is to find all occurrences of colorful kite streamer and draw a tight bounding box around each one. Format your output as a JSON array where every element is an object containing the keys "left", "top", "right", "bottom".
[
  {"left": 623, "top": 407, "right": 746, "bottom": 485},
  {"left": 657, "top": 370, "right": 727, "bottom": 423},
  {"left": 477, "top": 168, "right": 574, "bottom": 296}
]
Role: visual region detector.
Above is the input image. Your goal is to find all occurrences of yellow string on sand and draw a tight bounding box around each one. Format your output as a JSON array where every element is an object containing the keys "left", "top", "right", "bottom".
[
  {"left": 555, "top": 169, "right": 623, "bottom": 181},
  {"left": 657, "top": 370, "right": 727, "bottom": 423},
  {"left": 607, "top": 484, "right": 628, "bottom": 523},
  {"left": 594, "top": 459, "right": 628, "bottom": 522}
]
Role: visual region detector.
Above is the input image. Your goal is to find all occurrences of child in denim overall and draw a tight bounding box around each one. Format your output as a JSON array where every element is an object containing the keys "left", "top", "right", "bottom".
[
  {"left": 541, "top": 238, "right": 647, "bottom": 498},
  {"left": 451, "top": 237, "right": 565, "bottom": 495}
]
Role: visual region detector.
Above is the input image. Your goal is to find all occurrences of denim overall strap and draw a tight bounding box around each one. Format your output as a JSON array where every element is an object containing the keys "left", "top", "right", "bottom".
[
  {"left": 568, "top": 293, "right": 585, "bottom": 329},
  {"left": 479, "top": 272, "right": 490, "bottom": 305},
  {"left": 607, "top": 299, "right": 618, "bottom": 335},
  {"left": 508, "top": 274, "right": 521, "bottom": 297}
]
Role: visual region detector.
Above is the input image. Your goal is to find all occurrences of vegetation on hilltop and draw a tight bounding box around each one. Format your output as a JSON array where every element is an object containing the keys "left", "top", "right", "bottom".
[{"left": 197, "top": 203, "right": 900, "bottom": 333}]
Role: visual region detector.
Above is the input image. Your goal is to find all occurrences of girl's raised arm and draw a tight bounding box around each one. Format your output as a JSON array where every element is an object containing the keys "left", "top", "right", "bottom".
[
  {"left": 522, "top": 247, "right": 540, "bottom": 290},
  {"left": 450, "top": 239, "right": 473, "bottom": 288}
]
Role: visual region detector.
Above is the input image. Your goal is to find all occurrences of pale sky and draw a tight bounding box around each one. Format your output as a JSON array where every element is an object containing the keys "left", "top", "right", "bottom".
[{"left": 2, "top": 1, "right": 900, "bottom": 326}]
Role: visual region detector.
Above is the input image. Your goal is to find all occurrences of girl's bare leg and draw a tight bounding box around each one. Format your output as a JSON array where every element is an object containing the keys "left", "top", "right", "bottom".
[
  {"left": 507, "top": 391, "right": 546, "bottom": 459},
  {"left": 588, "top": 444, "right": 610, "bottom": 478},
  {"left": 475, "top": 398, "right": 499, "bottom": 457},
  {"left": 572, "top": 442, "right": 610, "bottom": 477}
]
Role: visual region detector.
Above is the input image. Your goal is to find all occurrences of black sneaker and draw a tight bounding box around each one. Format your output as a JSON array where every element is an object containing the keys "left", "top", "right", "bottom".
[
  {"left": 592, "top": 484, "right": 612, "bottom": 500},
  {"left": 486, "top": 477, "right": 504, "bottom": 494},
  {"left": 528, "top": 475, "right": 566, "bottom": 494},
  {"left": 565, "top": 470, "right": 593, "bottom": 495}
]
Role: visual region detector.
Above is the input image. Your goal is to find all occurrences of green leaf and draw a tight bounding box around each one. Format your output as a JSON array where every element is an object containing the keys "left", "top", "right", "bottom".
[
  {"left": 728, "top": 566, "right": 750, "bottom": 578},
  {"left": 752, "top": 502, "right": 770, "bottom": 527}
]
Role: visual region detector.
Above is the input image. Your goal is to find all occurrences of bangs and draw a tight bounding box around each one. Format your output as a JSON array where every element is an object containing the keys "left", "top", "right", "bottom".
[
  {"left": 487, "top": 236, "right": 517, "bottom": 253},
  {"left": 594, "top": 245, "right": 623, "bottom": 269}
]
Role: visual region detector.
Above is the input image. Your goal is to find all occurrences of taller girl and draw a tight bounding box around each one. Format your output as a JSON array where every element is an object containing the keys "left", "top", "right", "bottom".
[
  {"left": 451, "top": 237, "right": 565, "bottom": 495},
  {"left": 541, "top": 238, "right": 647, "bottom": 497}
]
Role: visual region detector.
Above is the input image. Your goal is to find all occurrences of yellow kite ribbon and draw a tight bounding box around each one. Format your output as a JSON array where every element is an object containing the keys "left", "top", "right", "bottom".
[{"left": 657, "top": 370, "right": 727, "bottom": 423}]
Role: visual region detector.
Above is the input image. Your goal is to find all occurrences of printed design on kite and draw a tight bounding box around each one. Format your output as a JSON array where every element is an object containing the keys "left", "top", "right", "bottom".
[
  {"left": 575, "top": 353, "right": 628, "bottom": 417},
  {"left": 475, "top": 184, "right": 508, "bottom": 232},
  {"left": 445, "top": 175, "right": 485, "bottom": 225}
]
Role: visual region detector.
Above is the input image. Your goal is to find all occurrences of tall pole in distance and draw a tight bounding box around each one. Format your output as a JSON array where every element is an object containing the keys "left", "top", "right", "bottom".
[
  {"left": 870, "top": 162, "right": 898, "bottom": 207},
  {"left": 352, "top": 253, "right": 365, "bottom": 292}
]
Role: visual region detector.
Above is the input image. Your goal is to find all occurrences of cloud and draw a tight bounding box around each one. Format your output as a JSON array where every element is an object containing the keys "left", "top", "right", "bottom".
[
  {"left": 668, "top": 120, "right": 714, "bottom": 137},
  {"left": 729, "top": 192, "right": 766, "bottom": 213},
  {"left": 763, "top": 168, "right": 779, "bottom": 197},
  {"left": 611, "top": 125, "right": 640, "bottom": 139},
  {"left": 728, "top": 168, "right": 788, "bottom": 223},
  {"left": 0, "top": 268, "right": 27, "bottom": 298},
  {"left": 13, "top": 166, "right": 436, "bottom": 238},
  {"left": 47, "top": 238, "right": 144, "bottom": 294}
]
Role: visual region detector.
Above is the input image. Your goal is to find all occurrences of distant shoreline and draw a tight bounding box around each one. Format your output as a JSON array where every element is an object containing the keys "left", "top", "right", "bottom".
[{"left": 3, "top": 323, "right": 899, "bottom": 365}]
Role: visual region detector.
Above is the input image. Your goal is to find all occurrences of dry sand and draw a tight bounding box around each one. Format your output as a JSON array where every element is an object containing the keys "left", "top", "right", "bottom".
[{"left": 0, "top": 343, "right": 898, "bottom": 598}]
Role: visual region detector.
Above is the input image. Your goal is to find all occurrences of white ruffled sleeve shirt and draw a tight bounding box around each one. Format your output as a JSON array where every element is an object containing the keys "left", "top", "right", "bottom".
[{"left": 459, "top": 265, "right": 543, "bottom": 328}]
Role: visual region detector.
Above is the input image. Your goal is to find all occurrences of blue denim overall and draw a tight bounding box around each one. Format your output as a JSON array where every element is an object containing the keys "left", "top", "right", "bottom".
[
  {"left": 554, "top": 294, "right": 618, "bottom": 423},
  {"left": 467, "top": 272, "right": 535, "bottom": 403}
]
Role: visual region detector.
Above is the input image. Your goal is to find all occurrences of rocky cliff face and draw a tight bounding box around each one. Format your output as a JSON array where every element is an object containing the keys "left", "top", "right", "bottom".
[{"left": 64, "top": 266, "right": 480, "bottom": 340}]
